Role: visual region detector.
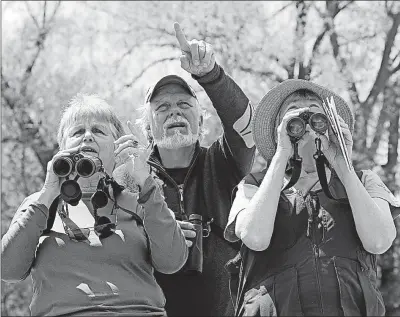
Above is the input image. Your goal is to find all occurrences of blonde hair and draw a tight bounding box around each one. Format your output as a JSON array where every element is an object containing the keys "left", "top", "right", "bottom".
[{"left": 57, "top": 93, "right": 125, "bottom": 149}]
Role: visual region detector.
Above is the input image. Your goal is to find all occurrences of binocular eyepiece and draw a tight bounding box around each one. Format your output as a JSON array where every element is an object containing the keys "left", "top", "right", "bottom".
[
  {"left": 286, "top": 111, "right": 329, "bottom": 140},
  {"left": 53, "top": 153, "right": 102, "bottom": 178}
]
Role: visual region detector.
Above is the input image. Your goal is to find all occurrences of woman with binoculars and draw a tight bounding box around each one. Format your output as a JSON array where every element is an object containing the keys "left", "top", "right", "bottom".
[
  {"left": 224, "top": 80, "right": 399, "bottom": 316},
  {"left": 1, "top": 93, "right": 188, "bottom": 316}
]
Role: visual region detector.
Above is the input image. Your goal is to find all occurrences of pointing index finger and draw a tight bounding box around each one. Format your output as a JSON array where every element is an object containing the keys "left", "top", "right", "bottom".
[{"left": 174, "top": 22, "right": 190, "bottom": 53}]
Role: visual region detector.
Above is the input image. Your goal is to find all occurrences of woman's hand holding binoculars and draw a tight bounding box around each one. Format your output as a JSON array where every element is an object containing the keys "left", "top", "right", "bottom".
[
  {"left": 39, "top": 146, "right": 82, "bottom": 207},
  {"left": 276, "top": 108, "right": 312, "bottom": 160},
  {"left": 319, "top": 116, "right": 353, "bottom": 177}
]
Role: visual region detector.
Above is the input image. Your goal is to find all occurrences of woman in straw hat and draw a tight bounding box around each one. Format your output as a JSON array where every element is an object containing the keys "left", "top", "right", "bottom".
[
  {"left": 224, "top": 80, "right": 399, "bottom": 316},
  {"left": 2, "top": 93, "right": 188, "bottom": 316}
]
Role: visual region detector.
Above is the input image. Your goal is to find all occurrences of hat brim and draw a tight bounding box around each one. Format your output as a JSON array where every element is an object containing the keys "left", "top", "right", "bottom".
[
  {"left": 253, "top": 79, "right": 354, "bottom": 162},
  {"left": 145, "top": 75, "right": 197, "bottom": 103}
]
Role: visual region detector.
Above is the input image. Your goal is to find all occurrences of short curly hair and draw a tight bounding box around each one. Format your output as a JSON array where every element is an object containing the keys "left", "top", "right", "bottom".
[{"left": 57, "top": 93, "right": 125, "bottom": 149}]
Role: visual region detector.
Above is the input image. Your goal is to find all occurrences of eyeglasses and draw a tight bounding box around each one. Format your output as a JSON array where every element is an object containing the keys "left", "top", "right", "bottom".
[{"left": 66, "top": 220, "right": 117, "bottom": 241}]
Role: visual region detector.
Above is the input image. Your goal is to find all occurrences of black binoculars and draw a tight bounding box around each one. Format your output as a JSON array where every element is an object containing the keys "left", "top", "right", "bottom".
[
  {"left": 184, "top": 214, "right": 203, "bottom": 275},
  {"left": 286, "top": 111, "right": 329, "bottom": 140},
  {"left": 53, "top": 153, "right": 102, "bottom": 178},
  {"left": 54, "top": 153, "right": 103, "bottom": 206}
]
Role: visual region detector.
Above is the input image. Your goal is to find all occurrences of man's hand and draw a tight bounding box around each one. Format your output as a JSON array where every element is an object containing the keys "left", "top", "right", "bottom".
[
  {"left": 177, "top": 220, "right": 196, "bottom": 247},
  {"left": 174, "top": 22, "right": 216, "bottom": 77}
]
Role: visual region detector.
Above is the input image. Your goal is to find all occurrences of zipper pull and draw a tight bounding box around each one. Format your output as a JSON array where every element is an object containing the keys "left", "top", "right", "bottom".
[
  {"left": 307, "top": 217, "right": 312, "bottom": 237},
  {"left": 203, "top": 218, "right": 214, "bottom": 238},
  {"left": 178, "top": 184, "right": 184, "bottom": 202},
  {"left": 177, "top": 184, "right": 187, "bottom": 220}
]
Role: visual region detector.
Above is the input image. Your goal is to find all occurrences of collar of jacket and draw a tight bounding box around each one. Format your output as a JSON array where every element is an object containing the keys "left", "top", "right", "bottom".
[{"left": 147, "top": 141, "right": 202, "bottom": 173}]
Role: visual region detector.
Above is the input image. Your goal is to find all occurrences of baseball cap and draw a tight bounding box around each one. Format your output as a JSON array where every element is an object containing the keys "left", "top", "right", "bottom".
[{"left": 144, "top": 75, "right": 197, "bottom": 103}]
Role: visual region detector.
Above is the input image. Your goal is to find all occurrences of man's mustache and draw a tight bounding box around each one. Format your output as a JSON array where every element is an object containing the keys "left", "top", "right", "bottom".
[{"left": 163, "top": 117, "right": 190, "bottom": 131}]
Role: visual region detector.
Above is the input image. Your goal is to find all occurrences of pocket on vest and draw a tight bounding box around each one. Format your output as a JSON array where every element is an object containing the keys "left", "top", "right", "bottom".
[
  {"left": 239, "top": 267, "right": 303, "bottom": 316},
  {"left": 333, "top": 257, "right": 385, "bottom": 316}
]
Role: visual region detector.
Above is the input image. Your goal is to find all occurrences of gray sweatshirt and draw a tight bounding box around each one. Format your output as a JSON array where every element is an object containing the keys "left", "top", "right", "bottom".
[{"left": 1, "top": 176, "right": 188, "bottom": 316}]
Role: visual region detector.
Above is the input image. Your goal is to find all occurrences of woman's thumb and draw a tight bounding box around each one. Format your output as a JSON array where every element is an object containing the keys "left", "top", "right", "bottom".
[{"left": 319, "top": 134, "right": 329, "bottom": 151}]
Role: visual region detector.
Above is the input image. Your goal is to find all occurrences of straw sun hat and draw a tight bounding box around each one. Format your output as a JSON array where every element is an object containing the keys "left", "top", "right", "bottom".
[{"left": 253, "top": 79, "right": 354, "bottom": 162}]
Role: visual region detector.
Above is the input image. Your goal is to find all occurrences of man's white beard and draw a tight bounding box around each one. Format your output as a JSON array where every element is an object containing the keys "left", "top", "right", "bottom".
[{"left": 155, "top": 118, "right": 199, "bottom": 149}]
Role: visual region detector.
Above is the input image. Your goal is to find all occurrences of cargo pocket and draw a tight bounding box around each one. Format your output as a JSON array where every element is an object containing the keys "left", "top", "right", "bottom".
[
  {"left": 333, "top": 257, "right": 385, "bottom": 316},
  {"left": 274, "top": 267, "right": 304, "bottom": 316},
  {"left": 239, "top": 267, "right": 303, "bottom": 317},
  {"left": 357, "top": 268, "right": 385, "bottom": 316},
  {"left": 357, "top": 255, "right": 386, "bottom": 316}
]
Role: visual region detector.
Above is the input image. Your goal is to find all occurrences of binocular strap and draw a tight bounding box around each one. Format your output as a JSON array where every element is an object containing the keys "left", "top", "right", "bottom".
[
  {"left": 281, "top": 157, "right": 302, "bottom": 192},
  {"left": 57, "top": 202, "right": 91, "bottom": 241},
  {"left": 314, "top": 153, "right": 348, "bottom": 203}
]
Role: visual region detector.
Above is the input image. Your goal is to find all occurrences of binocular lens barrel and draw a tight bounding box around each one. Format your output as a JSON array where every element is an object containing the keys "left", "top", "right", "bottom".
[
  {"left": 287, "top": 119, "right": 306, "bottom": 138},
  {"left": 309, "top": 113, "right": 328, "bottom": 134},
  {"left": 76, "top": 157, "right": 102, "bottom": 178},
  {"left": 53, "top": 157, "right": 74, "bottom": 177},
  {"left": 91, "top": 190, "right": 109, "bottom": 209},
  {"left": 60, "top": 180, "right": 82, "bottom": 206}
]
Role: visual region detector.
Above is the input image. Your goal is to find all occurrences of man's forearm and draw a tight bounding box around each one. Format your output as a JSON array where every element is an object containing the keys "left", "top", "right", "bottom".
[{"left": 195, "top": 64, "right": 250, "bottom": 127}]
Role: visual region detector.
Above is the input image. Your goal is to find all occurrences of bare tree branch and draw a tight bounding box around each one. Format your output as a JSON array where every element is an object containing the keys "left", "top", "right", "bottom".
[
  {"left": 390, "top": 59, "right": 400, "bottom": 75},
  {"left": 306, "top": 1, "right": 356, "bottom": 78},
  {"left": 238, "top": 65, "right": 285, "bottom": 82},
  {"left": 24, "top": 1, "right": 40, "bottom": 29},
  {"left": 367, "top": 87, "right": 393, "bottom": 159},
  {"left": 47, "top": 1, "right": 62, "bottom": 26},
  {"left": 265, "top": 1, "right": 296, "bottom": 21},
  {"left": 363, "top": 12, "right": 400, "bottom": 110},
  {"left": 122, "top": 57, "right": 177, "bottom": 89},
  {"left": 42, "top": 1, "right": 47, "bottom": 28},
  {"left": 383, "top": 108, "right": 399, "bottom": 171},
  {"left": 338, "top": 1, "right": 355, "bottom": 12}
]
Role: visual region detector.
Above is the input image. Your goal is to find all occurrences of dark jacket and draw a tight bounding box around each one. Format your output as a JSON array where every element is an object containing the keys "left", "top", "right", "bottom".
[
  {"left": 149, "top": 64, "right": 255, "bottom": 316},
  {"left": 230, "top": 169, "right": 399, "bottom": 317}
]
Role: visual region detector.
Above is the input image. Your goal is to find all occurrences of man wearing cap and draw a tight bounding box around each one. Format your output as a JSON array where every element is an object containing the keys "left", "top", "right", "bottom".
[
  {"left": 225, "top": 80, "right": 399, "bottom": 316},
  {"left": 135, "top": 23, "right": 255, "bottom": 316}
]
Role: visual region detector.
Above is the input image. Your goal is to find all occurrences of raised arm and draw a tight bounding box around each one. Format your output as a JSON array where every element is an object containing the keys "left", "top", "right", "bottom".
[
  {"left": 339, "top": 170, "right": 396, "bottom": 254},
  {"left": 234, "top": 150, "right": 288, "bottom": 251},
  {"left": 319, "top": 116, "right": 397, "bottom": 254},
  {"left": 227, "top": 109, "right": 311, "bottom": 250},
  {"left": 173, "top": 22, "right": 255, "bottom": 178}
]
